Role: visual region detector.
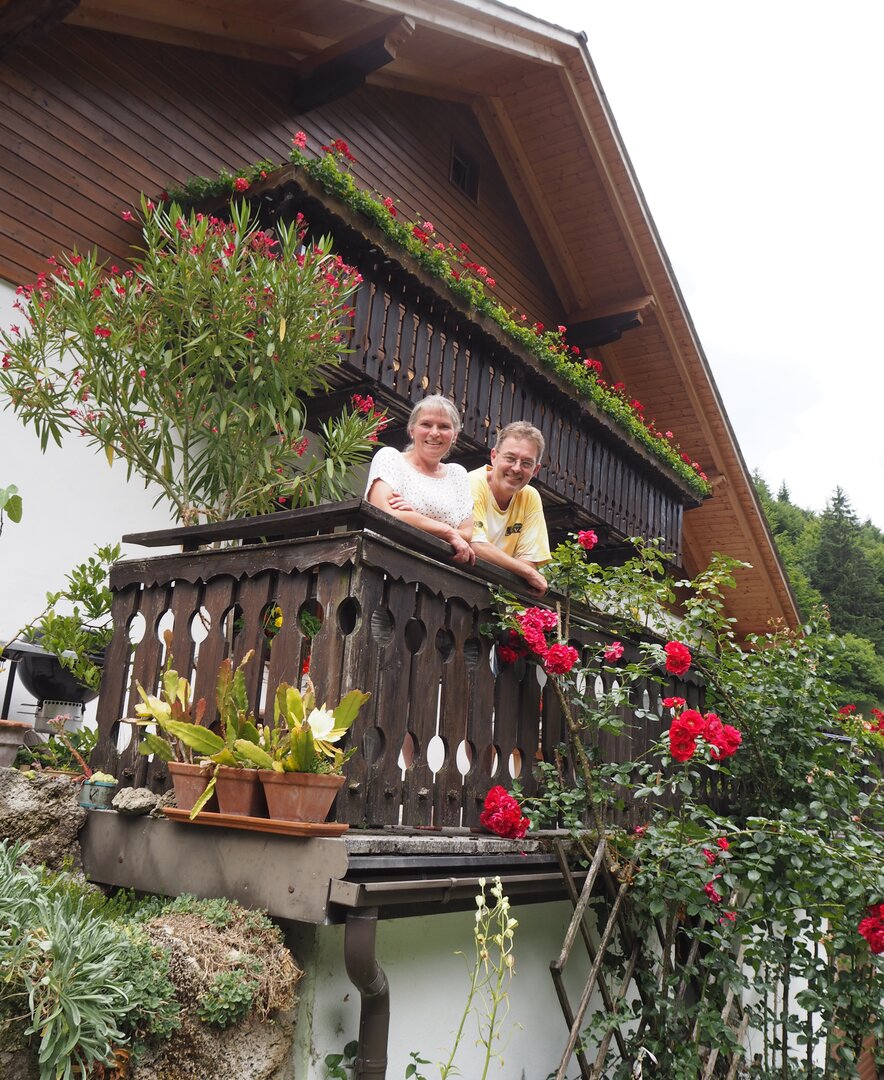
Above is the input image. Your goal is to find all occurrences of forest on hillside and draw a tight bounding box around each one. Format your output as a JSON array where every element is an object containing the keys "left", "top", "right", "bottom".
[{"left": 754, "top": 478, "right": 884, "bottom": 710}]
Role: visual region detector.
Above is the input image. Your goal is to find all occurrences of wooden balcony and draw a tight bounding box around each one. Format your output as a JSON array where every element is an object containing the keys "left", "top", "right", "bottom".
[
  {"left": 92, "top": 502, "right": 703, "bottom": 830},
  {"left": 248, "top": 168, "right": 702, "bottom": 559}
]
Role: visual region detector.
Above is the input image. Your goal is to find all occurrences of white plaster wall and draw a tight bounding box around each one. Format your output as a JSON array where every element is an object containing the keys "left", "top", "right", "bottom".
[
  {"left": 291, "top": 899, "right": 599, "bottom": 1080},
  {"left": 0, "top": 278, "right": 177, "bottom": 720}
]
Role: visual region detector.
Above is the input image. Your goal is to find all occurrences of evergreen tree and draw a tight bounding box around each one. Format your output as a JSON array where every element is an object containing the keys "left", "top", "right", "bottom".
[{"left": 811, "top": 488, "right": 884, "bottom": 652}]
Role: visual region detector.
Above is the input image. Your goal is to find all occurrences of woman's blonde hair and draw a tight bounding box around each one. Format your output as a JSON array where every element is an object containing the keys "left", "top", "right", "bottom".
[{"left": 406, "top": 396, "right": 462, "bottom": 448}]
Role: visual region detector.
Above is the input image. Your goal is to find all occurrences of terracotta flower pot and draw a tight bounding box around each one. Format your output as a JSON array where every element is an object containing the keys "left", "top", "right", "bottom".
[
  {"left": 259, "top": 770, "right": 345, "bottom": 822},
  {"left": 168, "top": 761, "right": 218, "bottom": 813},
  {"left": 214, "top": 766, "right": 268, "bottom": 818},
  {"left": 0, "top": 720, "right": 31, "bottom": 768}
]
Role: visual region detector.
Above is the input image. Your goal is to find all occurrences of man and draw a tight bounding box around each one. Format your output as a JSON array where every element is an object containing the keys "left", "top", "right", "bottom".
[{"left": 469, "top": 422, "right": 551, "bottom": 595}]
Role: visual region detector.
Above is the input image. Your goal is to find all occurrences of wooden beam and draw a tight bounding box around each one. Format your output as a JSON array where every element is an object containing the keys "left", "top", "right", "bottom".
[
  {"left": 567, "top": 295, "right": 655, "bottom": 325},
  {"left": 72, "top": 0, "right": 327, "bottom": 53},
  {"left": 291, "top": 15, "right": 415, "bottom": 112},
  {"left": 346, "top": 0, "right": 571, "bottom": 64},
  {"left": 0, "top": 0, "right": 79, "bottom": 57},
  {"left": 66, "top": 0, "right": 329, "bottom": 66},
  {"left": 474, "top": 94, "right": 587, "bottom": 313}
]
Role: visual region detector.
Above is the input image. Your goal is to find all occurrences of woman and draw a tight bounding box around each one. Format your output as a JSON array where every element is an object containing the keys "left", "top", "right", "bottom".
[{"left": 365, "top": 395, "right": 475, "bottom": 565}]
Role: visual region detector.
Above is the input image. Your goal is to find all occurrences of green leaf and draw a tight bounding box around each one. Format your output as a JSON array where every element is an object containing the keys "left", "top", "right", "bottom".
[
  {"left": 138, "top": 732, "right": 173, "bottom": 761},
  {"left": 234, "top": 740, "right": 273, "bottom": 769},
  {"left": 163, "top": 719, "right": 225, "bottom": 756},
  {"left": 332, "top": 689, "right": 370, "bottom": 734},
  {"left": 190, "top": 774, "right": 217, "bottom": 819}
]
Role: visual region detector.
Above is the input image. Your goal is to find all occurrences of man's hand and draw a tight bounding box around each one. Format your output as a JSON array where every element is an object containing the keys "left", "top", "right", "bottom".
[
  {"left": 449, "top": 531, "right": 477, "bottom": 565},
  {"left": 522, "top": 565, "right": 548, "bottom": 596}
]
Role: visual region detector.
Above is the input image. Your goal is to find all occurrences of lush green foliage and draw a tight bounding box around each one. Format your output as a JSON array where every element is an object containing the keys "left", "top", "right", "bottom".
[
  {"left": 0, "top": 199, "right": 385, "bottom": 525},
  {"left": 0, "top": 847, "right": 301, "bottom": 1077},
  {"left": 9, "top": 542, "right": 120, "bottom": 692},
  {"left": 196, "top": 967, "right": 260, "bottom": 1027},
  {"left": 0, "top": 840, "right": 180, "bottom": 1080},
  {"left": 162, "top": 142, "right": 710, "bottom": 497},
  {"left": 499, "top": 538, "right": 884, "bottom": 1077},
  {"left": 755, "top": 477, "right": 884, "bottom": 710}
]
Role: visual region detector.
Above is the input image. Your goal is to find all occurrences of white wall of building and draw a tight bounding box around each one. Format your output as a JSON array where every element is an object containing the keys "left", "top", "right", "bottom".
[
  {"left": 0, "top": 279, "right": 177, "bottom": 720},
  {"left": 290, "top": 898, "right": 597, "bottom": 1080}
]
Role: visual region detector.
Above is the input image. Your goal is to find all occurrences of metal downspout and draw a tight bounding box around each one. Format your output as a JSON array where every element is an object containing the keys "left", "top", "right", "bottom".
[{"left": 344, "top": 907, "right": 389, "bottom": 1080}]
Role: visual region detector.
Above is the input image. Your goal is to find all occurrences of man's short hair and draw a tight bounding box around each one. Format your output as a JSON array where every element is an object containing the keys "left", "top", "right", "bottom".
[{"left": 494, "top": 422, "right": 545, "bottom": 460}]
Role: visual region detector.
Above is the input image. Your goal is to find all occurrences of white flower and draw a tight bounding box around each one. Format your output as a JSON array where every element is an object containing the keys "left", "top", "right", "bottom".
[{"left": 306, "top": 706, "right": 335, "bottom": 741}]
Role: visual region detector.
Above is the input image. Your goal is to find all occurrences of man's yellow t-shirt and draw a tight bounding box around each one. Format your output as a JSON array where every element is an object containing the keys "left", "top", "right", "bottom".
[{"left": 468, "top": 466, "right": 551, "bottom": 565}]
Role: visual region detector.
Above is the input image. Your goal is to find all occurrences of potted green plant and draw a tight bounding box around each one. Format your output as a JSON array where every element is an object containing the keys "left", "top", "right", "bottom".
[
  {"left": 133, "top": 635, "right": 219, "bottom": 812},
  {"left": 233, "top": 680, "right": 369, "bottom": 822},
  {"left": 135, "top": 641, "right": 267, "bottom": 818}
]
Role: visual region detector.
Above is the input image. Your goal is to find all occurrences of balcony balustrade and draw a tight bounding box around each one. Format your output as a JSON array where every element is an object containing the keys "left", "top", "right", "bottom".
[{"left": 91, "top": 502, "right": 703, "bottom": 829}]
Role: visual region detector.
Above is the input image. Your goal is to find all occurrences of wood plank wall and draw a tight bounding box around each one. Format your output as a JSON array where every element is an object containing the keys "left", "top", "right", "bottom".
[{"left": 0, "top": 24, "right": 563, "bottom": 326}]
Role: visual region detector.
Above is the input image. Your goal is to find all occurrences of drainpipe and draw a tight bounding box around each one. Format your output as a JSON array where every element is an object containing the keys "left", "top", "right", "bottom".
[{"left": 344, "top": 907, "right": 389, "bottom": 1080}]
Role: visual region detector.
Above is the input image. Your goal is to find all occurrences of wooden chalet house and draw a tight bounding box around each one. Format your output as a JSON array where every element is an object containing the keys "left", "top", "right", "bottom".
[{"left": 0, "top": 0, "right": 802, "bottom": 1076}]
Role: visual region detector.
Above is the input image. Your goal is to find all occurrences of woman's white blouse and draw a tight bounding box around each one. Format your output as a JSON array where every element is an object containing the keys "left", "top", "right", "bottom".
[{"left": 365, "top": 446, "right": 473, "bottom": 529}]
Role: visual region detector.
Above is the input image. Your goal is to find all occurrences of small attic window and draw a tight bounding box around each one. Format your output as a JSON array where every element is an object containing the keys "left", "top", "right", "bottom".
[{"left": 450, "top": 142, "right": 479, "bottom": 201}]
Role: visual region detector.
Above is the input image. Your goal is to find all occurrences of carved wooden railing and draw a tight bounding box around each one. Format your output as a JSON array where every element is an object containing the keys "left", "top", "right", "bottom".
[
  {"left": 255, "top": 170, "right": 701, "bottom": 557},
  {"left": 92, "top": 502, "right": 705, "bottom": 829}
]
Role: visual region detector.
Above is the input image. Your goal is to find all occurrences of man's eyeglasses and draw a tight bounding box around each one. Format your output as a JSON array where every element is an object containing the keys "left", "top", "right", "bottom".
[{"left": 498, "top": 453, "right": 537, "bottom": 471}]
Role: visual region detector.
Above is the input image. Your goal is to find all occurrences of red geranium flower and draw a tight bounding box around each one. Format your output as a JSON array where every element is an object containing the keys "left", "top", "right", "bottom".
[
  {"left": 664, "top": 641, "right": 692, "bottom": 676},
  {"left": 480, "top": 785, "right": 529, "bottom": 839},
  {"left": 233, "top": 176, "right": 250, "bottom": 192},
  {"left": 838, "top": 704, "right": 857, "bottom": 716}
]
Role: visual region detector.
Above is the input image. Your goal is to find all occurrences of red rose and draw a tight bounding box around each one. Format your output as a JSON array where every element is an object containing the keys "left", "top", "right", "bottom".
[
  {"left": 716, "top": 837, "right": 730, "bottom": 851},
  {"left": 703, "top": 848, "right": 716, "bottom": 866},
  {"left": 669, "top": 717, "right": 697, "bottom": 762},
  {"left": 704, "top": 881, "right": 722, "bottom": 904},
  {"left": 480, "top": 786, "right": 529, "bottom": 840},
  {"left": 577, "top": 530, "right": 598, "bottom": 550},
  {"left": 497, "top": 645, "right": 519, "bottom": 665},
  {"left": 680, "top": 709, "right": 707, "bottom": 736},
  {"left": 233, "top": 176, "right": 250, "bottom": 192},
  {"left": 662, "top": 696, "right": 686, "bottom": 711},
  {"left": 664, "top": 641, "right": 692, "bottom": 675},
  {"left": 544, "top": 643, "right": 579, "bottom": 675},
  {"left": 604, "top": 641, "right": 624, "bottom": 663},
  {"left": 838, "top": 704, "right": 856, "bottom": 716},
  {"left": 858, "top": 906, "right": 884, "bottom": 953},
  {"left": 710, "top": 723, "right": 742, "bottom": 761}
]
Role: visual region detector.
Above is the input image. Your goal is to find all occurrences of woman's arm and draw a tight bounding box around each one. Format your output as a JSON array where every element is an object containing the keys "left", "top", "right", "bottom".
[{"left": 368, "top": 479, "right": 474, "bottom": 563}]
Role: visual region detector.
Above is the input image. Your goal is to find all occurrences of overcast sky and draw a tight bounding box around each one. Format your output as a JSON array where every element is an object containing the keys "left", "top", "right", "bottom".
[{"left": 512, "top": 0, "right": 884, "bottom": 527}]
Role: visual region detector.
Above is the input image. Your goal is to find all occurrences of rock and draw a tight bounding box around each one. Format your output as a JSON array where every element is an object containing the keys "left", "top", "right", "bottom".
[
  {"left": 0, "top": 767, "right": 86, "bottom": 870},
  {"left": 151, "top": 789, "right": 177, "bottom": 817},
  {"left": 112, "top": 786, "right": 159, "bottom": 815},
  {"left": 0, "top": 1050, "right": 38, "bottom": 1080}
]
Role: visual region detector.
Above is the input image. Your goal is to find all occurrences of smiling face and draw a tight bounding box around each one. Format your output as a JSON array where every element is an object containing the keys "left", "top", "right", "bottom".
[
  {"left": 488, "top": 435, "right": 541, "bottom": 506},
  {"left": 408, "top": 406, "right": 457, "bottom": 465}
]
